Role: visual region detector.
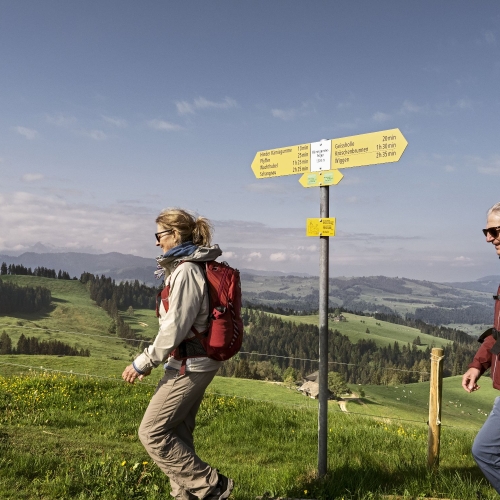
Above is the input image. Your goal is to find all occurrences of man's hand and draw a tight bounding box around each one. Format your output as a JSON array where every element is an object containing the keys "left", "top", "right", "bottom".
[
  {"left": 122, "top": 364, "right": 151, "bottom": 384},
  {"left": 462, "top": 367, "right": 481, "bottom": 393}
]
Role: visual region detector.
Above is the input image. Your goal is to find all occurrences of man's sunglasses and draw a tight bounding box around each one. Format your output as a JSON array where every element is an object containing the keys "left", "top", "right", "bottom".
[
  {"left": 482, "top": 226, "right": 500, "bottom": 238},
  {"left": 155, "top": 229, "right": 174, "bottom": 242}
]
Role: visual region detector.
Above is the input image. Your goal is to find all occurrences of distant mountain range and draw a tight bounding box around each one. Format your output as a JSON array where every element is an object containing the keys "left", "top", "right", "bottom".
[{"left": 1, "top": 250, "right": 499, "bottom": 331}]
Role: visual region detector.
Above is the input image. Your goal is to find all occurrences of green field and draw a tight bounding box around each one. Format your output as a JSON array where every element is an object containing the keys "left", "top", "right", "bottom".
[
  {"left": 1, "top": 275, "right": 498, "bottom": 498},
  {"left": 265, "top": 311, "right": 451, "bottom": 350},
  {"left": 0, "top": 370, "right": 498, "bottom": 499}
]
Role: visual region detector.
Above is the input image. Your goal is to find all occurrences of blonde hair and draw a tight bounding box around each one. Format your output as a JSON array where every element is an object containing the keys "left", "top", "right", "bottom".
[
  {"left": 488, "top": 202, "right": 500, "bottom": 217},
  {"left": 156, "top": 208, "right": 213, "bottom": 247}
]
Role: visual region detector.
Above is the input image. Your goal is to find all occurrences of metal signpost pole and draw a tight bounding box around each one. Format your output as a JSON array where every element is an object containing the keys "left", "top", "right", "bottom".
[{"left": 318, "top": 185, "right": 329, "bottom": 477}]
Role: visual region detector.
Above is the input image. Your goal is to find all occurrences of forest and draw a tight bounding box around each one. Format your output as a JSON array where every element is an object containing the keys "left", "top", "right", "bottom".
[
  {"left": 79, "top": 272, "right": 158, "bottom": 345},
  {"left": 0, "top": 268, "right": 484, "bottom": 385},
  {"left": 217, "top": 309, "right": 479, "bottom": 385},
  {"left": 1, "top": 262, "right": 74, "bottom": 280},
  {"left": 0, "top": 331, "right": 90, "bottom": 357},
  {"left": 0, "top": 279, "right": 52, "bottom": 314}
]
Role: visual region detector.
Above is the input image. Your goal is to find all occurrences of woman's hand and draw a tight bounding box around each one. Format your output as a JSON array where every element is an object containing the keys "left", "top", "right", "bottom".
[{"left": 122, "top": 364, "right": 150, "bottom": 384}]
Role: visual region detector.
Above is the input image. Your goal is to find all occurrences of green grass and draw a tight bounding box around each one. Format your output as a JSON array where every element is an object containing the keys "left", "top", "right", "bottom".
[
  {"left": 0, "top": 275, "right": 148, "bottom": 363},
  {"left": 266, "top": 311, "right": 451, "bottom": 350},
  {"left": 0, "top": 371, "right": 497, "bottom": 499},
  {"left": 1, "top": 275, "right": 497, "bottom": 498}
]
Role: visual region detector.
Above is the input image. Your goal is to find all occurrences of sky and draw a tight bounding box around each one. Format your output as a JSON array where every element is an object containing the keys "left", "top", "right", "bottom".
[{"left": 1, "top": 1, "right": 500, "bottom": 282}]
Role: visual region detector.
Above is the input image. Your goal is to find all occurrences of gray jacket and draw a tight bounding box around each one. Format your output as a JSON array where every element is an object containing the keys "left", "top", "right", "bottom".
[{"left": 133, "top": 244, "right": 223, "bottom": 374}]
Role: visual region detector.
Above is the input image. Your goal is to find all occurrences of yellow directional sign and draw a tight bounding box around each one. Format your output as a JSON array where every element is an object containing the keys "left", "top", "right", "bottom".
[
  {"left": 251, "top": 143, "right": 310, "bottom": 179},
  {"left": 251, "top": 128, "right": 407, "bottom": 180},
  {"left": 299, "top": 170, "right": 344, "bottom": 188},
  {"left": 330, "top": 128, "right": 407, "bottom": 169},
  {"left": 306, "top": 218, "right": 336, "bottom": 237}
]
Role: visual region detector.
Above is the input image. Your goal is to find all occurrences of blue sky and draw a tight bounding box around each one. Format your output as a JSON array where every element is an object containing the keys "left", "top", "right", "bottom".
[{"left": 1, "top": 1, "right": 500, "bottom": 281}]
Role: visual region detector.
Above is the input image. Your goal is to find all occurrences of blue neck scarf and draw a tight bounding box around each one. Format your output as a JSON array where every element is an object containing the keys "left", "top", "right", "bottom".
[{"left": 163, "top": 241, "right": 198, "bottom": 258}]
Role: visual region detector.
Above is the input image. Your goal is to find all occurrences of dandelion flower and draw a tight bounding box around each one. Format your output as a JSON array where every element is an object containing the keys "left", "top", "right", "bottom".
[{"left": 121, "top": 461, "right": 127, "bottom": 466}]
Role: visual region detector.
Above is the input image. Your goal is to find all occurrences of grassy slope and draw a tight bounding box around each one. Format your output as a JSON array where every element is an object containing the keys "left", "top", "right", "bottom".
[
  {"left": 0, "top": 372, "right": 497, "bottom": 499},
  {"left": 265, "top": 311, "right": 451, "bottom": 349},
  {"left": 0, "top": 275, "right": 142, "bottom": 368}
]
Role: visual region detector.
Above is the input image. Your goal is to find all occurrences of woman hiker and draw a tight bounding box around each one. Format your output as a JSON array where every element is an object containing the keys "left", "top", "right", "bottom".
[
  {"left": 463, "top": 201, "right": 500, "bottom": 494},
  {"left": 122, "top": 208, "right": 234, "bottom": 500}
]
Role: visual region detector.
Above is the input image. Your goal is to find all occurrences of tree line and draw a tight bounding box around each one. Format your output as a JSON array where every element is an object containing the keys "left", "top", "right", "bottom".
[
  {"left": 217, "top": 309, "right": 478, "bottom": 385},
  {"left": 1, "top": 262, "right": 75, "bottom": 280},
  {"left": 0, "top": 331, "right": 90, "bottom": 357},
  {"left": 79, "top": 272, "right": 158, "bottom": 345},
  {"left": 0, "top": 279, "right": 52, "bottom": 314}
]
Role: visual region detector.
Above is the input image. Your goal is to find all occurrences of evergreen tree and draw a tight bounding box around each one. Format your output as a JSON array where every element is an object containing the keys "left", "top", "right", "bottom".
[{"left": 0, "top": 331, "right": 12, "bottom": 354}]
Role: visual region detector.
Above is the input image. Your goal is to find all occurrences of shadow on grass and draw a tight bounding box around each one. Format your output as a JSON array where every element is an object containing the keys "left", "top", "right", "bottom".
[
  {"left": 292, "top": 463, "right": 490, "bottom": 500},
  {"left": 51, "top": 297, "right": 70, "bottom": 304}
]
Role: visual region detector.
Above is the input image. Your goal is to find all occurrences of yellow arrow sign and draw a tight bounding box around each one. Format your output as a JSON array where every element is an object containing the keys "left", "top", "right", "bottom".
[
  {"left": 299, "top": 170, "right": 344, "bottom": 188},
  {"left": 330, "top": 128, "right": 407, "bottom": 169},
  {"left": 306, "top": 218, "right": 336, "bottom": 237},
  {"left": 251, "top": 128, "right": 407, "bottom": 179},
  {"left": 251, "top": 143, "right": 310, "bottom": 179}
]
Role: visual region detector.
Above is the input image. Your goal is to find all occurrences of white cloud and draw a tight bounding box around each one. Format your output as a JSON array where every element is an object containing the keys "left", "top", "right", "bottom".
[
  {"left": 102, "top": 115, "right": 127, "bottom": 128},
  {"left": 444, "top": 165, "right": 455, "bottom": 172},
  {"left": 451, "top": 256, "right": 474, "bottom": 267},
  {"left": 456, "top": 99, "right": 473, "bottom": 110},
  {"left": 82, "top": 129, "right": 107, "bottom": 140},
  {"left": 246, "top": 252, "right": 262, "bottom": 260},
  {"left": 271, "top": 108, "right": 296, "bottom": 121},
  {"left": 401, "top": 100, "right": 423, "bottom": 113},
  {"left": 484, "top": 31, "right": 496, "bottom": 45},
  {"left": 473, "top": 155, "right": 500, "bottom": 176},
  {"left": 176, "top": 96, "right": 237, "bottom": 115},
  {"left": 271, "top": 100, "right": 316, "bottom": 121},
  {"left": 223, "top": 251, "right": 237, "bottom": 259},
  {"left": 21, "top": 173, "right": 44, "bottom": 182},
  {"left": 46, "top": 114, "right": 77, "bottom": 127},
  {"left": 13, "top": 126, "right": 38, "bottom": 140},
  {"left": 0, "top": 191, "right": 155, "bottom": 256},
  {"left": 372, "top": 112, "right": 392, "bottom": 122},
  {"left": 147, "top": 119, "right": 183, "bottom": 131},
  {"left": 270, "top": 252, "right": 287, "bottom": 262},
  {"left": 477, "top": 30, "right": 497, "bottom": 46}
]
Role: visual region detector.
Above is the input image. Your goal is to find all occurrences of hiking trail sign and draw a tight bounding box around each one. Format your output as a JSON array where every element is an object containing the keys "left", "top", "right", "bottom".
[
  {"left": 250, "top": 128, "right": 408, "bottom": 183},
  {"left": 249, "top": 127, "right": 408, "bottom": 479}
]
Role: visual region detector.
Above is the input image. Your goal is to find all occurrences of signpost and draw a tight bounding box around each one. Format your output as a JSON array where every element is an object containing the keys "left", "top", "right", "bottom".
[
  {"left": 251, "top": 128, "right": 407, "bottom": 180},
  {"left": 250, "top": 128, "right": 408, "bottom": 478}
]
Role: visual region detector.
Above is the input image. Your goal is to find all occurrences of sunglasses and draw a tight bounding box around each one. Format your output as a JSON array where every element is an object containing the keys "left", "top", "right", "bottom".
[
  {"left": 482, "top": 226, "right": 500, "bottom": 238},
  {"left": 155, "top": 229, "right": 174, "bottom": 242}
]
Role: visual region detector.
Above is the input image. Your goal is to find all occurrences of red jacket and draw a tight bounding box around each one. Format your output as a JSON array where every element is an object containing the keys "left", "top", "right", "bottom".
[
  {"left": 469, "top": 286, "right": 500, "bottom": 390},
  {"left": 469, "top": 333, "right": 500, "bottom": 390}
]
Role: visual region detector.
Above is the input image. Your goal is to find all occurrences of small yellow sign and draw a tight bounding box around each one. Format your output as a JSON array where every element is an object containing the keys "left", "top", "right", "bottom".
[
  {"left": 306, "top": 218, "right": 336, "bottom": 237},
  {"left": 299, "top": 169, "right": 344, "bottom": 188}
]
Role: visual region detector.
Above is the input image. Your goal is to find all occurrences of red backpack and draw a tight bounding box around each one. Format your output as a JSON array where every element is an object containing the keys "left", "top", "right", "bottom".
[{"left": 156, "top": 260, "right": 244, "bottom": 373}]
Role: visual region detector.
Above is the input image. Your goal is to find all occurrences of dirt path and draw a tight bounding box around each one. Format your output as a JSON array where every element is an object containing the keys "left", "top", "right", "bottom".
[{"left": 338, "top": 400, "right": 348, "bottom": 412}]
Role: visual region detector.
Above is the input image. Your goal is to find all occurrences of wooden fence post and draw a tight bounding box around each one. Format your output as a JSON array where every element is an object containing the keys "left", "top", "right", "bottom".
[{"left": 427, "top": 347, "right": 444, "bottom": 470}]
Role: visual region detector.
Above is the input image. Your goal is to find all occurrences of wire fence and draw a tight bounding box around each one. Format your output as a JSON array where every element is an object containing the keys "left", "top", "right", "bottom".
[
  {"left": 0, "top": 322, "right": 430, "bottom": 375},
  {"left": 0, "top": 359, "right": 472, "bottom": 430}
]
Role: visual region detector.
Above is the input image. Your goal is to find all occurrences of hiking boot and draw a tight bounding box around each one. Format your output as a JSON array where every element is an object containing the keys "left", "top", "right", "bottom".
[{"left": 204, "top": 473, "right": 234, "bottom": 499}]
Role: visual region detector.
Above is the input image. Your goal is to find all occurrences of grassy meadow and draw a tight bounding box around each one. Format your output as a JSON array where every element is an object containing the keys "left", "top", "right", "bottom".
[
  {"left": 265, "top": 311, "right": 451, "bottom": 350},
  {"left": 1, "top": 274, "right": 499, "bottom": 498},
  {"left": 0, "top": 370, "right": 498, "bottom": 499}
]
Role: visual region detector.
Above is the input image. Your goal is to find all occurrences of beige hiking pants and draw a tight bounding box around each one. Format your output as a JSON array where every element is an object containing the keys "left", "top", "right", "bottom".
[{"left": 138, "top": 368, "right": 219, "bottom": 499}]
